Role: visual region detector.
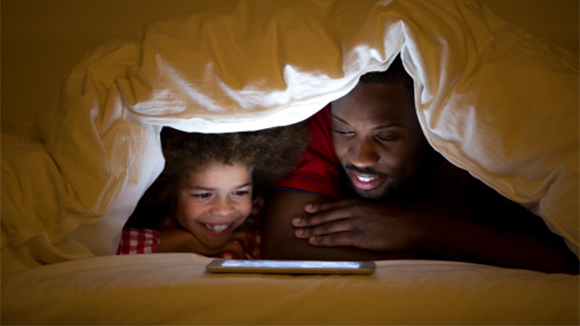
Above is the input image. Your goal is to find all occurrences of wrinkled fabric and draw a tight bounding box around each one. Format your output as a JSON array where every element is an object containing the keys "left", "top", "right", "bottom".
[{"left": 1, "top": 0, "right": 577, "bottom": 269}]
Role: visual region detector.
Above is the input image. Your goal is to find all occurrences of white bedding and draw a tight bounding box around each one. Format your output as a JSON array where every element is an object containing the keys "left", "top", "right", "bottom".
[
  {"left": 2, "top": 253, "right": 578, "bottom": 325},
  {"left": 1, "top": 0, "right": 579, "bottom": 324}
]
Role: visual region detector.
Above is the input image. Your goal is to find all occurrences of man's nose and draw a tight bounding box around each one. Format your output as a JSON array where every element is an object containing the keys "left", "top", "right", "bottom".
[{"left": 349, "top": 139, "right": 380, "bottom": 168}]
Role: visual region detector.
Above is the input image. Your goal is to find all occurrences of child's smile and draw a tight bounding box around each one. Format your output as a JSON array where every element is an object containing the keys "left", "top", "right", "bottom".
[{"left": 203, "top": 223, "right": 232, "bottom": 234}]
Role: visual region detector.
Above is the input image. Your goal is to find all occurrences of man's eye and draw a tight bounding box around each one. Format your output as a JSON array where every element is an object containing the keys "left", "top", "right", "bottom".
[
  {"left": 193, "top": 193, "right": 211, "bottom": 198},
  {"left": 333, "top": 129, "right": 354, "bottom": 136},
  {"left": 376, "top": 134, "right": 400, "bottom": 142},
  {"left": 233, "top": 190, "right": 249, "bottom": 196}
]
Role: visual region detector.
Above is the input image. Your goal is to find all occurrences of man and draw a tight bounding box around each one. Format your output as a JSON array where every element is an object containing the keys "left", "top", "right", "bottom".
[{"left": 261, "top": 56, "right": 578, "bottom": 274}]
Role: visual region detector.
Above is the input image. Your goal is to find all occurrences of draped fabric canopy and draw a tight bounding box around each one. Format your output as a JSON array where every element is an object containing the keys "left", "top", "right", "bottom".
[{"left": 1, "top": 0, "right": 577, "bottom": 269}]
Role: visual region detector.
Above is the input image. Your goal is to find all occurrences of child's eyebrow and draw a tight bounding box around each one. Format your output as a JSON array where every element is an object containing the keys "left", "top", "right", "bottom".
[
  {"left": 187, "top": 182, "right": 252, "bottom": 191},
  {"left": 235, "top": 182, "right": 253, "bottom": 189},
  {"left": 187, "top": 186, "right": 215, "bottom": 191}
]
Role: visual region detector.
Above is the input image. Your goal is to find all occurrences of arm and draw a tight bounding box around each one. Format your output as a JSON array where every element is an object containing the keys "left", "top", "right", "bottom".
[
  {"left": 260, "top": 188, "right": 429, "bottom": 261},
  {"left": 412, "top": 214, "right": 579, "bottom": 274},
  {"left": 292, "top": 199, "right": 579, "bottom": 274},
  {"left": 158, "top": 227, "right": 250, "bottom": 258},
  {"left": 157, "top": 228, "right": 203, "bottom": 253}
]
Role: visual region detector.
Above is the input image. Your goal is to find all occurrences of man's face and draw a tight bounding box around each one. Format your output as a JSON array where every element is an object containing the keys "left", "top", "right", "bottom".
[{"left": 330, "top": 81, "right": 431, "bottom": 200}]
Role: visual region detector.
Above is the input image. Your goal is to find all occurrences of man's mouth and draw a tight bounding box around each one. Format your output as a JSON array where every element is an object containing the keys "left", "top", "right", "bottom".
[
  {"left": 347, "top": 169, "right": 387, "bottom": 191},
  {"left": 356, "top": 175, "right": 378, "bottom": 182}
]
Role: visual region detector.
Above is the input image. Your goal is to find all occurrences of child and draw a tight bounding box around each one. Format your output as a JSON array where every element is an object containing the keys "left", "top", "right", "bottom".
[{"left": 117, "top": 122, "right": 308, "bottom": 259}]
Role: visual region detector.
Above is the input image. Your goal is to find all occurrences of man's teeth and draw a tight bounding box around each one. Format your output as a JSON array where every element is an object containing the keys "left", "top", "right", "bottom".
[
  {"left": 357, "top": 175, "right": 377, "bottom": 182},
  {"left": 205, "top": 224, "right": 230, "bottom": 232}
]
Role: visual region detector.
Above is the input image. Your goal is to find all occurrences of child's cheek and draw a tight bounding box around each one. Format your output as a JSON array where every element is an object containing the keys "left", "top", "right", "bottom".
[
  {"left": 242, "top": 200, "right": 254, "bottom": 219},
  {"left": 177, "top": 200, "right": 205, "bottom": 228}
]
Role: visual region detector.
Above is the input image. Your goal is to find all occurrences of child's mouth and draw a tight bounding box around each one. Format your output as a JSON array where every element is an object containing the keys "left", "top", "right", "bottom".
[{"left": 203, "top": 223, "right": 232, "bottom": 235}]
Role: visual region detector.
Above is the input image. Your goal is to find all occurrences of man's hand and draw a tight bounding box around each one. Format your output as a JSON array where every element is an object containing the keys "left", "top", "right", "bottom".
[{"left": 292, "top": 199, "right": 421, "bottom": 252}]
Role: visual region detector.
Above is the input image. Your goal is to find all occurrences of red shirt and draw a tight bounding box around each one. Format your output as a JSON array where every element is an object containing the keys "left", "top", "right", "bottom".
[
  {"left": 270, "top": 105, "right": 343, "bottom": 199},
  {"left": 269, "top": 105, "right": 486, "bottom": 221}
]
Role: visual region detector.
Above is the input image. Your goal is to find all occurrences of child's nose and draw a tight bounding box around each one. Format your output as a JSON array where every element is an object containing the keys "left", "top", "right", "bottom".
[{"left": 209, "top": 198, "right": 235, "bottom": 216}]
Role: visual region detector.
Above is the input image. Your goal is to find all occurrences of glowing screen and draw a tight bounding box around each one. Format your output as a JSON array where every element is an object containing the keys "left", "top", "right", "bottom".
[{"left": 221, "top": 260, "right": 361, "bottom": 269}]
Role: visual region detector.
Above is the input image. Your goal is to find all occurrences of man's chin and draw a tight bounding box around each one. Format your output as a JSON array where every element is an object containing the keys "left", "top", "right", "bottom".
[{"left": 350, "top": 182, "right": 389, "bottom": 201}]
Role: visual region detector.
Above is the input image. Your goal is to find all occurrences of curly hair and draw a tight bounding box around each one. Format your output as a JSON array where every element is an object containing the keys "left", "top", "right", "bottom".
[
  {"left": 161, "top": 122, "right": 308, "bottom": 187},
  {"left": 125, "top": 121, "right": 309, "bottom": 229}
]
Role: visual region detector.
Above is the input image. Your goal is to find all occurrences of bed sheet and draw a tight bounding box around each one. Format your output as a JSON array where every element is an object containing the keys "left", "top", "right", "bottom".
[{"left": 2, "top": 254, "right": 578, "bottom": 325}]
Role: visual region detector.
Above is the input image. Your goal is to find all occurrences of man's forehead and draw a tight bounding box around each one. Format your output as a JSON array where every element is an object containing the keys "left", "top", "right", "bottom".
[
  {"left": 330, "top": 102, "right": 407, "bottom": 125},
  {"left": 330, "top": 82, "right": 414, "bottom": 122}
]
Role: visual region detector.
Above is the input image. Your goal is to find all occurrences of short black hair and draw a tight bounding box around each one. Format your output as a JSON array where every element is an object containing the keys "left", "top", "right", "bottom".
[{"left": 358, "top": 54, "right": 413, "bottom": 89}]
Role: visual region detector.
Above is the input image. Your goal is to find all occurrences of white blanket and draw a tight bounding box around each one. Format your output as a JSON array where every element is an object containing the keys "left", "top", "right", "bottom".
[
  {"left": 2, "top": 253, "right": 578, "bottom": 325},
  {"left": 1, "top": 0, "right": 578, "bottom": 270}
]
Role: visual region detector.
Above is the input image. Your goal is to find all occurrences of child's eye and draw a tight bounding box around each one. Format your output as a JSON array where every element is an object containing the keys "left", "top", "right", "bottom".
[
  {"left": 232, "top": 190, "right": 250, "bottom": 196},
  {"left": 192, "top": 193, "right": 212, "bottom": 198}
]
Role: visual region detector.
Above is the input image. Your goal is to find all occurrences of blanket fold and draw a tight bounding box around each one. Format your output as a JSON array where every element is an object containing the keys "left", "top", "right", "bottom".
[{"left": 1, "top": 0, "right": 577, "bottom": 269}]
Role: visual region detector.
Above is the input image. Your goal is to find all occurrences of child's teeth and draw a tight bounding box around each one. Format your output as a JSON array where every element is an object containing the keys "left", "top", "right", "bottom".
[
  {"left": 214, "top": 225, "right": 227, "bottom": 232},
  {"left": 205, "top": 224, "right": 229, "bottom": 232}
]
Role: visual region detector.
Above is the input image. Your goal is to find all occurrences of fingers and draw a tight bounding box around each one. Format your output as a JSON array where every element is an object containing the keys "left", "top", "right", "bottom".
[
  {"left": 292, "top": 199, "right": 371, "bottom": 248},
  {"left": 222, "top": 240, "right": 247, "bottom": 259},
  {"left": 295, "top": 199, "right": 363, "bottom": 227},
  {"left": 293, "top": 208, "right": 351, "bottom": 228},
  {"left": 229, "top": 230, "right": 251, "bottom": 249},
  {"left": 224, "top": 230, "right": 251, "bottom": 258},
  {"left": 308, "top": 232, "right": 355, "bottom": 247},
  {"left": 202, "top": 230, "right": 250, "bottom": 258},
  {"left": 304, "top": 199, "right": 360, "bottom": 214},
  {"left": 295, "top": 218, "right": 356, "bottom": 239}
]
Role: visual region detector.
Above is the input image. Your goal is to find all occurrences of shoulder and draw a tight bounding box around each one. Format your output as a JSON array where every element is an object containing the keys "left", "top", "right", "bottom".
[
  {"left": 269, "top": 105, "right": 344, "bottom": 198},
  {"left": 305, "top": 104, "right": 335, "bottom": 156}
]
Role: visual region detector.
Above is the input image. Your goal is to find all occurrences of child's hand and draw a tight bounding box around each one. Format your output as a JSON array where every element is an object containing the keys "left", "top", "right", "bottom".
[
  {"left": 158, "top": 228, "right": 250, "bottom": 258},
  {"left": 216, "top": 229, "right": 251, "bottom": 259}
]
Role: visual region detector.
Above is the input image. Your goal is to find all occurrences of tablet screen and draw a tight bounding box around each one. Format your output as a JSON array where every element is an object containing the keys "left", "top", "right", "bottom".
[
  {"left": 221, "top": 260, "right": 361, "bottom": 269},
  {"left": 206, "top": 259, "right": 375, "bottom": 274}
]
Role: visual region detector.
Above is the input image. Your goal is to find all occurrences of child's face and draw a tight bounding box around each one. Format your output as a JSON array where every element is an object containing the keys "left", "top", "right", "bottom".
[{"left": 175, "top": 163, "right": 253, "bottom": 251}]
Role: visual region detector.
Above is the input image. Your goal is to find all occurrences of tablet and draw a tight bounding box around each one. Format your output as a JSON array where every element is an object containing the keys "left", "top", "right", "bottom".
[{"left": 206, "top": 259, "right": 375, "bottom": 275}]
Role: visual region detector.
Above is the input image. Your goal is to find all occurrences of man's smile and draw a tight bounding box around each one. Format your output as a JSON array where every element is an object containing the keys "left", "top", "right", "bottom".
[{"left": 346, "top": 166, "right": 389, "bottom": 191}]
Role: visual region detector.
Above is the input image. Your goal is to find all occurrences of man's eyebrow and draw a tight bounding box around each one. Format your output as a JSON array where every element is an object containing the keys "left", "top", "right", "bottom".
[
  {"left": 330, "top": 113, "right": 350, "bottom": 125},
  {"left": 331, "top": 113, "right": 404, "bottom": 130},
  {"left": 373, "top": 123, "right": 404, "bottom": 130}
]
